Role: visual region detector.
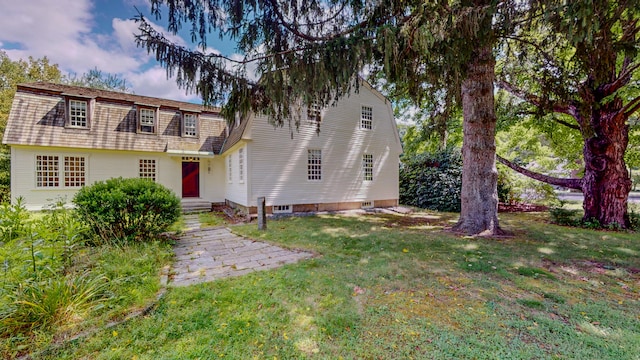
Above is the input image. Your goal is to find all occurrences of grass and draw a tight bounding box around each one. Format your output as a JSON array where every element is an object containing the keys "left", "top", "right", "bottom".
[
  {"left": 0, "top": 204, "right": 175, "bottom": 359},
  {"left": 23, "top": 211, "right": 640, "bottom": 359}
]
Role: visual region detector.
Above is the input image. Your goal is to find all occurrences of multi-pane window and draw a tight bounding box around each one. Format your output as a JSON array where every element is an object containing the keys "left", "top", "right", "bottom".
[
  {"left": 363, "top": 154, "right": 373, "bottom": 181},
  {"left": 360, "top": 105, "right": 373, "bottom": 130},
  {"left": 139, "top": 159, "right": 156, "bottom": 181},
  {"left": 139, "top": 108, "right": 156, "bottom": 133},
  {"left": 238, "top": 148, "right": 244, "bottom": 182},
  {"left": 307, "top": 103, "right": 322, "bottom": 123},
  {"left": 183, "top": 113, "right": 197, "bottom": 137},
  {"left": 36, "top": 155, "right": 86, "bottom": 188},
  {"left": 227, "top": 155, "right": 233, "bottom": 183},
  {"left": 36, "top": 155, "right": 59, "bottom": 187},
  {"left": 307, "top": 149, "right": 322, "bottom": 181},
  {"left": 64, "top": 156, "right": 86, "bottom": 187},
  {"left": 69, "top": 100, "right": 88, "bottom": 128}
]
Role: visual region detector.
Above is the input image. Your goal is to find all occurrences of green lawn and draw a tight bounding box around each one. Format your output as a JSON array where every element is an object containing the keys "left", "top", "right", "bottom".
[{"left": 40, "top": 211, "right": 640, "bottom": 359}]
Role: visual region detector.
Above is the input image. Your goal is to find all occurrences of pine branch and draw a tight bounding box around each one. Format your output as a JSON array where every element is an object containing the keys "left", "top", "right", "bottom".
[{"left": 497, "top": 155, "right": 582, "bottom": 190}]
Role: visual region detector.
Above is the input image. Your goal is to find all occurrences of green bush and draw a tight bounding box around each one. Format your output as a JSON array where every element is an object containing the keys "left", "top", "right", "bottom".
[
  {"left": 73, "top": 177, "right": 181, "bottom": 243},
  {"left": 399, "top": 149, "right": 462, "bottom": 212},
  {"left": 548, "top": 203, "right": 581, "bottom": 226}
]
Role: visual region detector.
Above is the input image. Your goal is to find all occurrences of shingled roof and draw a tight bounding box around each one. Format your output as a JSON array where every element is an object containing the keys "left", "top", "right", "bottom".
[
  {"left": 15, "top": 82, "right": 221, "bottom": 113},
  {"left": 3, "top": 82, "right": 228, "bottom": 154}
]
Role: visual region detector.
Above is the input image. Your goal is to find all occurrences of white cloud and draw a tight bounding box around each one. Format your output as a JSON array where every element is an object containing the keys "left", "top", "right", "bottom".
[
  {"left": 0, "top": 0, "right": 210, "bottom": 103},
  {"left": 125, "top": 66, "right": 201, "bottom": 103}
]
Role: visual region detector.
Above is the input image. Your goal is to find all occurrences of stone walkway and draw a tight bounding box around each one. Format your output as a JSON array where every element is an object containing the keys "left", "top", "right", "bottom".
[{"left": 170, "top": 215, "right": 313, "bottom": 287}]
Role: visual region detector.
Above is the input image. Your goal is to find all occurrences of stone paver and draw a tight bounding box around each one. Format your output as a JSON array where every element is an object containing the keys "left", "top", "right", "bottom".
[{"left": 170, "top": 220, "right": 313, "bottom": 287}]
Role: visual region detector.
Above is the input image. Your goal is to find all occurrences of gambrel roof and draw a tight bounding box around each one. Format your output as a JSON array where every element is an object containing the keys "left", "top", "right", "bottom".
[{"left": 2, "top": 82, "right": 227, "bottom": 155}]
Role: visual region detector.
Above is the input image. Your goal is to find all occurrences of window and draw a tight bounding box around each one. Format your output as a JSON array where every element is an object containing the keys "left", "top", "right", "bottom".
[
  {"left": 36, "top": 155, "right": 59, "bottom": 187},
  {"left": 307, "top": 149, "right": 322, "bottom": 181},
  {"left": 361, "top": 201, "right": 373, "bottom": 209},
  {"left": 273, "top": 205, "right": 292, "bottom": 214},
  {"left": 139, "top": 159, "right": 156, "bottom": 181},
  {"left": 68, "top": 99, "right": 88, "bottom": 128},
  {"left": 307, "top": 103, "right": 322, "bottom": 123},
  {"left": 363, "top": 154, "right": 373, "bottom": 181},
  {"left": 36, "top": 155, "right": 86, "bottom": 188},
  {"left": 139, "top": 107, "right": 156, "bottom": 133},
  {"left": 238, "top": 148, "right": 244, "bottom": 182},
  {"left": 360, "top": 105, "right": 373, "bottom": 130},
  {"left": 227, "top": 155, "right": 233, "bottom": 183},
  {"left": 183, "top": 113, "right": 198, "bottom": 137},
  {"left": 64, "top": 156, "right": 85, "bottom": 187}
]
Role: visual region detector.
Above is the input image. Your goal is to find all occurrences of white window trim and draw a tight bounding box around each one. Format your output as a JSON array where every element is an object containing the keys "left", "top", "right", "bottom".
[
  {"left": 307, "top": 102, "right": 322, "bottom": 123},
  {"left": 137, "top": 106, "right": 158, "bottom": 134},
  {"left": 65, "top": 97, "right": 91, "bottom": 129},
  {"left": 363, "top": 153, "right": 374, "bottom": 182},
  {"left": 35, "top": 154, "right": 87, "bottom": 189},
  {"left": 361, "top": 201, "right": 373, "bottom": 209},
  {"left": 360, "top": 105, "right": 373, "bottom": 130},
  {"left": 307, "top": 149, "right": 322, "bottom": 181},
  {"left": 139, "top": 158, "right": 158, "bottom": 182},
  {"left": 238, "top": 147, "right": 245, "bottom": 183},
  {"left": 227, "top": 155, "right": 233, "bottom": 183},
  {"left": 182, "top": 112, "right": 199, "bottom": 137},
  {"left": 273, "top": 205, "right": 292, "bottom": 214}
]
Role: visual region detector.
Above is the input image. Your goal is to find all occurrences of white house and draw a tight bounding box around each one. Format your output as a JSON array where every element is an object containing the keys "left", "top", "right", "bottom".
[{"left": 2, "top": 82, "right": 402, "bottom": 213}]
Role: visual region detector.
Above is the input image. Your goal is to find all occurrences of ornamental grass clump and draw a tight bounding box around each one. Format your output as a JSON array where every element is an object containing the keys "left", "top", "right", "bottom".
[{"left": 73, "top": 177, "right": 181, "bottom": 244}]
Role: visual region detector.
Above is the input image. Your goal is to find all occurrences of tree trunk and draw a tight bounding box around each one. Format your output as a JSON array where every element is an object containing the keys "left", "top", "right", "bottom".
[
  {"left": 581, "top": 101, "right": 632, "bottom": 227},
  {"left": 453, "top": 45, "right": 502, "bottom": 236}
]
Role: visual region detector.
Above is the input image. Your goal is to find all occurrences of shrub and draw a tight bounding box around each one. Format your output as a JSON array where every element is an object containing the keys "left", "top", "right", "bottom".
[
  {"left": 399, "top": 149, "right": 462, "bottom": 212},
  {"left": 73, "top": 177, "right": 181, "bottom": 243},
  {"left": 548, "top": 203, "right": 581, "bottom": 226}
]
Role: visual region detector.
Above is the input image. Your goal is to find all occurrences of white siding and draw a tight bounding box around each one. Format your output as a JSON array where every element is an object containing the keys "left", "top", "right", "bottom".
[
  {"left": 10, "top": 146, "right": 225, "bottom": 210},
  {"left": 224, "top": 145, "right": 249, "bottom": 205},
  {"left": 243, "top": 86, "right": 401, "bottom": 207}
]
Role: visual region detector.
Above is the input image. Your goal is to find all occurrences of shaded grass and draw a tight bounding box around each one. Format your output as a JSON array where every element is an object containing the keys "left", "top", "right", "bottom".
[{"left": 42, "top": 211, "right": 640, "bottom": 359}]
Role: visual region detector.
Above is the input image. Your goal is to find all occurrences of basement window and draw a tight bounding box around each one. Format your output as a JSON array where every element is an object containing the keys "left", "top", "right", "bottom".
[
  {"left": 273, "top": 205, "right": 292, "bottom": 214},
  {"left": 361, "top": 201, "right": 373, "bottom": 209}
]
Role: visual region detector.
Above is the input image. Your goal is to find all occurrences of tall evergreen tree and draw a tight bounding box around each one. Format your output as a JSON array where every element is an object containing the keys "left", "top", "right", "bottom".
[
  {"left": 135, "top": 0, "right": 528, "bottom": 235},
  {"left": 497, "top": 0, "right": 640, "bottom": 228}
]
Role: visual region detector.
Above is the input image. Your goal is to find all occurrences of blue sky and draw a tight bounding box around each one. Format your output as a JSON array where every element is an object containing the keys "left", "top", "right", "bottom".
[{"left": 0, "top": 0, "right": 238, "bottom": 103}]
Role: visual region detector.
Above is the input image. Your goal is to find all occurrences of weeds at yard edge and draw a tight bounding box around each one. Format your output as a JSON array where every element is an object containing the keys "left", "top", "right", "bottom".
[{"left": 0, "top": 199, "right": 173, "bottom": 359}]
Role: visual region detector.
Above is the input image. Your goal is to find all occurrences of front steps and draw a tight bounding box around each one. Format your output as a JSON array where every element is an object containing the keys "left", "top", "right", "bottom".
[{"left": 181, "top": 199, "right": 212, "bottom": 213}]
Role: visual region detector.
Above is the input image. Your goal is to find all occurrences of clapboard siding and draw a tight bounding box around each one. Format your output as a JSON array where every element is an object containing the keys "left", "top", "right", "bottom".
[
  {"left": 245, "top": 86, "right": 401, "bottom": 207},
  {"left": 10, "top": 146, "right": 226, "bottom": 210}
]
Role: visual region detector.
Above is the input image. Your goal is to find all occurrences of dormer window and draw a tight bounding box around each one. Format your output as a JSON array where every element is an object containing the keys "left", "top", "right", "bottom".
[
  {"left": 65, "top": 97, "right": 90, "bottom": 129},
  {"left": 183, "top": 113, "right": 198, "bottom": 137},
  {"left": 138, "top": 107, "right": 157, "bottom": 134}
]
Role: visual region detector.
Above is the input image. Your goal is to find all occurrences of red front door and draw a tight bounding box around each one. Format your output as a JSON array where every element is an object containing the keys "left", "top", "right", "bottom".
[{"left": 182, "top": 162, "right": 199, "bottom": 198}]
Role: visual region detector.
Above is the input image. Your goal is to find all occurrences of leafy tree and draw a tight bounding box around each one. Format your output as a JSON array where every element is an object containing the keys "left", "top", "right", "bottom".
[
  {"left": 64, "top": 67, "right": 132, "bottom": 93},
  {"left": 497, "top": 0, "right": 640, "bottom": 228},
  {"left": 0, "top": 52, "right": 63, "bottom": 202},
  {"left": 134, "top": 0, "right": 531, "bottom": 235}
]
